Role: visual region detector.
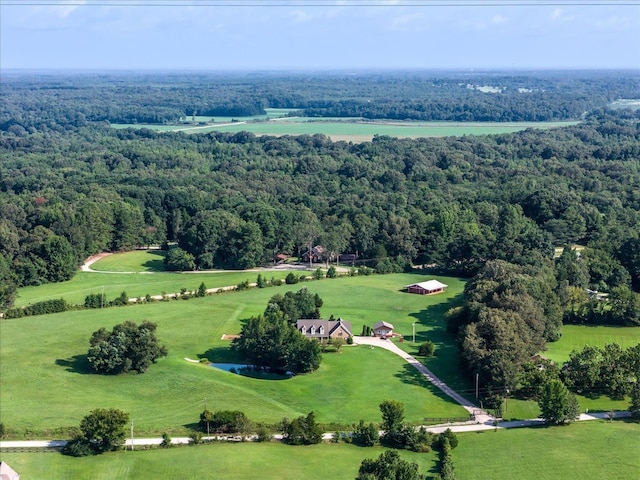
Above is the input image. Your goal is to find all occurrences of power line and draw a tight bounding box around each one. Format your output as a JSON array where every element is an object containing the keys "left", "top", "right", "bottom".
[{"left": 1, "top": 0, "right": 638, "bottom": 6}]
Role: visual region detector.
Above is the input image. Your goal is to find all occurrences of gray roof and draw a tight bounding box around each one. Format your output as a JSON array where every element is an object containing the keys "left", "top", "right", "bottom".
[
  {"left": 372, "top": 321, "right": 394, "bottom": 330},
  {"left": 296, "top": 318, "right": 352, "bottom": 338}
]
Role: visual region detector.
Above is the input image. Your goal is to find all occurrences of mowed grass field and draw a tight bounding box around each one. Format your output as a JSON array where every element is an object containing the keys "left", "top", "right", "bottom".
[
  {"left": 14, "top": 250, "right": 305, "bottom": 307},
  {"left": 2, "top": 420, "right": 638, "bottom": 480},
  {"left": 1, "top": 272, "right": 469, "bottom": 437},
  {"left": 544, "top": 325, "right": 640, "bottom": 363},
  {"left": 88, "top": 250, "right": 168, "bottom": 272},
  {"left": 111, "top": 119, "right": 579, "bottom": 142}
]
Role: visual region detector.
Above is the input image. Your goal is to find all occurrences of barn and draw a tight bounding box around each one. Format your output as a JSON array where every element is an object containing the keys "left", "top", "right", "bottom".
[{"left": 404, "top": 280, "right": 448, "bottom": 295}]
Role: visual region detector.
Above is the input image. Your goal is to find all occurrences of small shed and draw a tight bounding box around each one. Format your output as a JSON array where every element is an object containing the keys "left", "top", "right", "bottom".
[
  {"left": 0, "top": 462, "right": 20, "bottom": 480},
  {"left": 372, "top": 321, "right": 394, "bottom": 337},
  {"left": 404, "top": 280, "right": 448, "bottom": 295}
]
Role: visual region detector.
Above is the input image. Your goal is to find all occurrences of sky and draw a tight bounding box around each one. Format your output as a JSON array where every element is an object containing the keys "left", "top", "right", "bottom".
[{"left": 1, "top": 0, "right": 639, "bottom": 70}]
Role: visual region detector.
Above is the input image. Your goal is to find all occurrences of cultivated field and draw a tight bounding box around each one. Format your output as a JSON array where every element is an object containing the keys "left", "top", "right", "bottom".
[
  {"left": 1, "top": 420, "right": 637, "bottom": 480},
  {"left": 111, "top": 118, "right": 579, "bottom": 142},
  {"left": 1, "top": 272, "right": 469, "bottom": 438}
]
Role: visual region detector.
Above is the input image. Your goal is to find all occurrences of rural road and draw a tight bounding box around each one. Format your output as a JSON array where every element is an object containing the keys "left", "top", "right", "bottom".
[{"left": 0, "top": 412, "right": 631, "bottom": 449}]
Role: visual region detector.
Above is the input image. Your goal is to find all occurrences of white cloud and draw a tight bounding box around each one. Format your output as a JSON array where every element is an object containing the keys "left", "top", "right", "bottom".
[
  {"left": 492, "top": 15, "right": 507, "bottom": 25},
  {"left": 550, "top": 8, "right": 575, "bottom": 23},
  {"left": 388, "top": 12, "right": 425, "bottom": 31},
  {"left": 290, "top": 9, "right": 312, "bottom": 24}
]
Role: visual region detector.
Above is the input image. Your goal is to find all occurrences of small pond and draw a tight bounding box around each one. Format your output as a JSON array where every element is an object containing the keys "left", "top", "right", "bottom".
[{"left": 210, "top": 363, "right": 292, "bottom": 380}]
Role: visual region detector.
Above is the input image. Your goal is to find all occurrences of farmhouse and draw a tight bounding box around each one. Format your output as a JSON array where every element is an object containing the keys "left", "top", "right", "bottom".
[
  {"left": 296, "top": 318, "right": 352, "bottom": 341},
  {"left": 404, "top": 280, "right": 448, "bottom": 295},
  {"left": 372, "top": 321, "right": 394, "bottom": 337},
  {"left": 302, "top": 245, "right": 326, "bottom": 263},
  {"left": 0, "top": 462, "right": 20, "bottom": 480}
]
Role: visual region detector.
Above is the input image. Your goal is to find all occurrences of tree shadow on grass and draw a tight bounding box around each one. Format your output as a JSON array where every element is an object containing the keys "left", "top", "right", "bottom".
[
  {"left": 142, "top": 250, "right": 167, "bottom": 272},
  {"left": 182, "top": 422, "right": 202, "bottom": 431},
  {"left": 198, "top": 346, "right": 243, "bottom": 364},
  {"left": 407, "top": 292, "right": 473, "bottom": 393},
  {"left": 55, "top": 354, "right": 93, "bottom": 374},
  {"left": 393, "top": 363, "right": 466, "bottom": 410}
]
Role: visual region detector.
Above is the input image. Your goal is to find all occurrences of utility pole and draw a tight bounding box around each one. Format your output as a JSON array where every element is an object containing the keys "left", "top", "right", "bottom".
[
  {"left": 130, "top": 420, "right": 134, "bottom": 451},
  {"left": 475, "top": 373, "right": 479, "bottom": 400},
  {"left": 204, "top": 398, "right": 209, "bottom": 437}
]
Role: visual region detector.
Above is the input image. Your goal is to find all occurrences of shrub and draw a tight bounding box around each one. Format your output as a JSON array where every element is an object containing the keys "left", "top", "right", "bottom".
[
  {"left": 61, "top": 436, "right": 93, "bottom": 457},
  {"left": 313, "top": 268, "right": 324, "bottom": 280},
  {"left": 160, "top": 433, "right": 172, "bottom": 448},
  {"left": 255, "top": 426, "right": 272, "bottom": 442},
  {"left": 5, "top": 298, "right": 69, "bottom": 318},
  {"left": 346, "top": 336, "right": 354, "bottom": 345},
  {"left": 189, "top": 431, "right": 202, "bottom": 445},
  {"left": 327, "top": 266, "right": 337, "bottom": 278},
  {"left": 285, "top": 272, "right": 299, "bottom": 284},
  {"left": 435, "top": 428, "right": 458, "bottom": 450},
  {"left": 352, "top": 420, "right": 379, "bottom": 447},
  {"left": 418, "top": 341, "right": 436, "bottom": 357}
]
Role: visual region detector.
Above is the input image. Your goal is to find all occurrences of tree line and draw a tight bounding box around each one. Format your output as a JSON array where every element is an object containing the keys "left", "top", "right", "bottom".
[
  {"left": 1, "top": 107, "right": 639, "bottom": 311},
  {"left": 2, "top": 71, "right": 638, "bottom": 130}
]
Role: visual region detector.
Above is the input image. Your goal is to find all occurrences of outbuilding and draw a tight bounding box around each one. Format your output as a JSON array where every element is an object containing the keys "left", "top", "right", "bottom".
[
  {"left": 372, "top": 321, "right": 394, "bottom": 337},
  {"left": 404, "top": 280, "right": 448, "bottom": 295}
]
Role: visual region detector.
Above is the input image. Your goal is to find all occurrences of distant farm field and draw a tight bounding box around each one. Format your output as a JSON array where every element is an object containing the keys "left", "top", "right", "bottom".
[
  {"left": 1, "top": 273, "right": 469, "bottom": 437},
  {"left": 111, "top": 119, "right": 579, "bottom": 141},
  {"left": 2, "top": 420, "right": 638, "bottom": 480},
  {"left": 544, "top": 325, "right": 640, "bottom": 364}
]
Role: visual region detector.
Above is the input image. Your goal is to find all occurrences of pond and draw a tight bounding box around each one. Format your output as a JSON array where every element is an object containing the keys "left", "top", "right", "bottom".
[{"left": 210, "top": 363, "right": 293, "bottom": 380}]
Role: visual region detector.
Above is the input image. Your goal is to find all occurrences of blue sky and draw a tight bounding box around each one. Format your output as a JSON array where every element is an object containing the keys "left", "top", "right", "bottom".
[{"left": 1, "top": 1, "right": 639, "bottom": 70}]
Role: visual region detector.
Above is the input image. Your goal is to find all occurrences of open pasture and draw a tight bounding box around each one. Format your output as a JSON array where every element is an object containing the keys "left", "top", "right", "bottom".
[
  {"left": 1, "top": 273, "right": 468, "bottom": 437},
  {"left": 111, "top": 119, "right": 579, "bottom": 141},
  {"left": 544, "top": 324, "right": 640, "bottom": 364},
  {"left": 14, "top": 267, "right": 300, "bottom": 307},
  {"left": 89, "top": 250, "right": 167, "bottom": 272},
  {"left": 2, "top": 420, "right": 638, "bottom": 480}
]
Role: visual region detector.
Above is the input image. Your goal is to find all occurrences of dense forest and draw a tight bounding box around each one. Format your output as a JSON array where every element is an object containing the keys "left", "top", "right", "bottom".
[
  {"left": 1, "top": 71, "right": 639, "bottom": 406},
  {"left": 1, "top": 70, "right": 639, "bottom": 128}
]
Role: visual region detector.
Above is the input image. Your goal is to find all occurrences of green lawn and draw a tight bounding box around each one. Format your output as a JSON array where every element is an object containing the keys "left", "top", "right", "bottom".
[
  {"left": 545, "top": 325, "right": 640, "bottom": 363},
  {"left": 456, "top": 419, "right": 640, "bottom": 480},
  {"left": 89, "top": 250, "right": 167, "bottom": 272},
  {"left": 2, "top": 420, "right": 638, "bottom": 479},
  {"left": 1, "top": 273, "right": 469, "bottom": 438}
]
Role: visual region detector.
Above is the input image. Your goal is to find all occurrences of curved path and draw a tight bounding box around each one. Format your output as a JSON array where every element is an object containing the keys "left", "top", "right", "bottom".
[{"left": 353, "top": 336, "right": 494, "bottom": 424}]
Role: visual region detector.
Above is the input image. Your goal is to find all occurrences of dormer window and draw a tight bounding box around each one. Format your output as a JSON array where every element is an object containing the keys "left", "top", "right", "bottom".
[
  {"left": 310, "top": 326, "right": 316, "bottom": 335},
  {"left": 301, "top": 326, "right": 306, "bottom": 334},
  {"left": 319, "top": 326, "right": 325, "bottom": 335}
]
